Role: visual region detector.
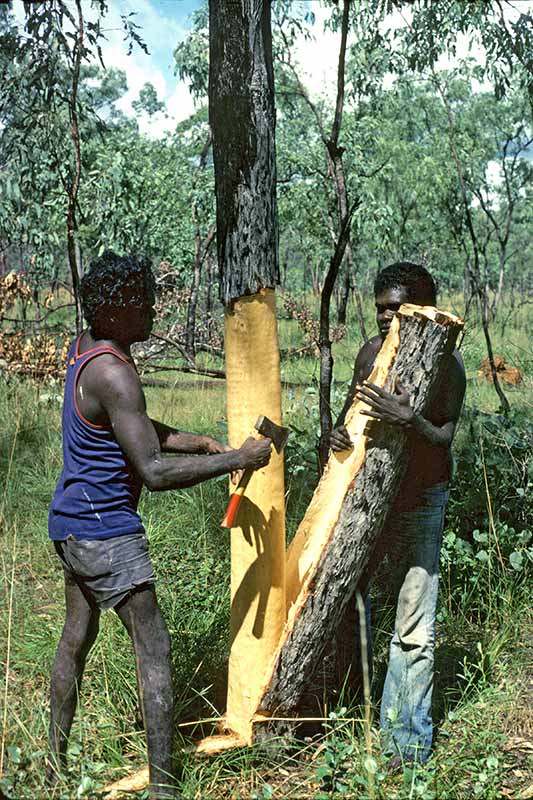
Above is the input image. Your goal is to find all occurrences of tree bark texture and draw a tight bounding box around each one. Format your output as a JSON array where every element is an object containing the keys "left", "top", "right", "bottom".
[
  {"left": 254, "top": 304, "right": 463, "bottom": 720},
  {"left": 209, "top": 0, "right": 278, "bottom": 305},
  {"left": 209, "top": 0, "right": 285, "bottom": 745}
]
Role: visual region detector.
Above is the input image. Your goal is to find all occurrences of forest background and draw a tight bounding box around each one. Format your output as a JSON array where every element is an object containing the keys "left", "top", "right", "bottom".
[{"left": 0, "top": 1, "right": 532, "bottom": 798}]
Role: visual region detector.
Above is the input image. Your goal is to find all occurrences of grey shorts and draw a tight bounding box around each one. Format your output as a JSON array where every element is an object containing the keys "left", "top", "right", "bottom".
[{"left": 54, "top": 531, "right": 155, "bottom": 610}]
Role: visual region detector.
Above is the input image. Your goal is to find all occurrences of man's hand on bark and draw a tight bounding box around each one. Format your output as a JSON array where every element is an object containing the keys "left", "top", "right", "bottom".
[
  {"left": 330, "top": 425, "right": 353, "bottom": 452},
  {"left": 356, "top": 379, "right": 414, "bottom": 426}
]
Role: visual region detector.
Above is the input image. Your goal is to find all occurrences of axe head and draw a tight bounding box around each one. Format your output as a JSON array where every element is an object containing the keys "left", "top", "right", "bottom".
[{"left": 255, "top": 415, "right": 289, "bottom": 454}]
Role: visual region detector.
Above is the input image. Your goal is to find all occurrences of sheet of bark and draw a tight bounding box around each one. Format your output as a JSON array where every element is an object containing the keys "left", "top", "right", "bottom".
[{"left": 256, "top": 306, "right": 463, "bottom": 719}]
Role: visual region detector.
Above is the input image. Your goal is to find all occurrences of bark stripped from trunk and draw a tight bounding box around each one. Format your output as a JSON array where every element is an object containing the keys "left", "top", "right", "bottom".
[
  {"left": 209, "top": 0, "right": 278, "bottom": 304},
  {"left": 253, "top": 304, "right": 463, "bottom": 721}
]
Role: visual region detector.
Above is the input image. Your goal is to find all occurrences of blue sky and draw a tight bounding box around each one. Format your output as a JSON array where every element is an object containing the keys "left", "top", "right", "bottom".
[
  {"left": 96, "top": 0, "right": 205, "bottom": 135},
  {"left": 101, "top": 0, "right": 335, "bottom": 136}
]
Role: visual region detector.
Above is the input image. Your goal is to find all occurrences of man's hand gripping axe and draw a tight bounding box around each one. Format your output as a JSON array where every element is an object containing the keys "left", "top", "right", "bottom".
[{"left": 221, "top": 415, "right": 289, "bottom": 529}]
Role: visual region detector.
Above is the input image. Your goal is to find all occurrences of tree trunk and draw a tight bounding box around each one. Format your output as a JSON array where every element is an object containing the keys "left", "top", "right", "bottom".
[
  {"left": 337, "top": 265, "right": 350, "bottom": 325},
  {"left": 66, "top": 0, "right": 84, "bottom": 334},
  {"left": 253, "top": 304, "right": 463, "bottom": 723},
  {"left": 317, "top": 207, "right": 356, "bottom": 470},
  {"left": 209, "top": 0, "right": 285, "bottom": 746},
  {"left": 185, "top": 224, "right": 215, "bottom": 356},
  {"left": 209, "top": 0, "right": 278, "bottom": 306},
  {"left": 205, "top": 250, "right": 215, "bottom": 314},
  {"left": 185, "top": 132, "right": 213, "bottom": 356}
]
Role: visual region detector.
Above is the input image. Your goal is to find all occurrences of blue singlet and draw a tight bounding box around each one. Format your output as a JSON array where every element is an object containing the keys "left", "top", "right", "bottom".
[{"left": 48, "top": 335, "right": 145, "bottom": 541}]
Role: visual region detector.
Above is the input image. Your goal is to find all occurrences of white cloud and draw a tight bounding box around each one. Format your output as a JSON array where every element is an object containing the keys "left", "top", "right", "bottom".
[
  {"left": 97, "top": 0, "right": 190, "bottom": 136},
  {"left": 293, "top": 5, "right": 339, "bottom": 103}
]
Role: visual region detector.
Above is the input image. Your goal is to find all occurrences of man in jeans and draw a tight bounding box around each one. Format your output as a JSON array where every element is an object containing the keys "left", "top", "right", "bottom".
[{"left": 330, "top": 262, "right": 465, "bottom": 767}]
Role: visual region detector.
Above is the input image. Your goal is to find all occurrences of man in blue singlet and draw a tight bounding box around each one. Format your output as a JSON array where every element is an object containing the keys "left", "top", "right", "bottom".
[{"left": 48, "top": 251, "right": 271, "bottom": 799}]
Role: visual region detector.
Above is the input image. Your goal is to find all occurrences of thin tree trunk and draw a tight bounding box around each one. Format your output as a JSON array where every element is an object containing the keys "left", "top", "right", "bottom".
[
  {"left": 185, "top": 223, "right": 215, "bottom": 355},
  {"left": 337, "top": 265, "right": 350, "bottom": 325},
  {"left": 316, "top": 0, "right": 355, "bottom": 472},
  {"left": 66, "top": 0, "right": 84, "bottom": 334},
  {"left": 205, "top": 251, "right": 215, "bottom": 315},
  {"left": 318, "top": 203, "right": 358, "bottom": 470},
  {"left": 185, "top": 132, "right": 214, "bottom": 355}
]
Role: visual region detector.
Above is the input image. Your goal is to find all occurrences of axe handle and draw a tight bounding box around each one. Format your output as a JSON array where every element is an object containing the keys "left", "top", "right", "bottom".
[{"left": 220, "top": 468, "right": 253, "bottom": 528}]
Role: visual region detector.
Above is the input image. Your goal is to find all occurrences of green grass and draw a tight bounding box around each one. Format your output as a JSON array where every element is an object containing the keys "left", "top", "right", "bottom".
[{"left": 0, "top": 295, "right": 532, "bottom": 798}]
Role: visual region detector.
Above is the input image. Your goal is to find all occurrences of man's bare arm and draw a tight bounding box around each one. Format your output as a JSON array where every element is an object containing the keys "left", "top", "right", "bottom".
[
  {"left": 150, "top": 420, "right": 226, "bottom": 455},
  {"left": 356, "top": 351, "right": 466, "bottom": 446},
  {"left": 95, "top": 361, "right": 271, "bottom": 491}
]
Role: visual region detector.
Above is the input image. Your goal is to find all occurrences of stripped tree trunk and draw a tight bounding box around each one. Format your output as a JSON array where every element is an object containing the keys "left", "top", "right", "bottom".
[
  {"left": 253, "top": 304, "right": 463, "bottom": 722},
  {"left": 209, "top": 0, "right": 286, "bottom": 745}
]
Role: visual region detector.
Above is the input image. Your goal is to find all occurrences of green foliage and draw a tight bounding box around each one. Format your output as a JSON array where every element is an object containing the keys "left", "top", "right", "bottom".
[{"left": 313, "top": 709, "right": 356, "bottom": 798}]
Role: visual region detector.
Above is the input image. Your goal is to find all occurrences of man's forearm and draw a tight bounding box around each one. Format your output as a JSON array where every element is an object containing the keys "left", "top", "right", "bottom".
[
  {"left": 151, "top": 419, "right": 210, "bottom": 454},
  {"left": 409, "top": 415, "right": 455, "bottom": 447},
  {"left": 144, "top": 450, "right": 243, "bottom": 492}
]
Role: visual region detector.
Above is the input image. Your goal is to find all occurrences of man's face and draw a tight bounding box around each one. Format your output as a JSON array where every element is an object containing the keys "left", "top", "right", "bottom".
[
  {"left": 375, "top": 286, "right": 409, "bottom": 339},
  {"left": 118, "top": 277, "right": 156, "bottom": 343},
  {"left": 132, "top": 286, "right": 156, "bottom": 342}
]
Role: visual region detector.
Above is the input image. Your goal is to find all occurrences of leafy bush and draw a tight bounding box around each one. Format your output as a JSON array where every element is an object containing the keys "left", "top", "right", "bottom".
[{"left": 442, "top": 408, "right": 532, "bottom": 617}]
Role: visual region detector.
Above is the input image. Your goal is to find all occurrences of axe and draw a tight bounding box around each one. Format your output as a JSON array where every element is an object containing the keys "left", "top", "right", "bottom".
[{"left": 221, "top": 415, "right": 289, "bottom": 528}]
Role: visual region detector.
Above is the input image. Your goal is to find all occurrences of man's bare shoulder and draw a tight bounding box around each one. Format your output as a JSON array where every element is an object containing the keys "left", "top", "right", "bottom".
[
  {"left": 83, "top": 353, "right": 143, "bottom": 406},
  {"left": 357, "top": 335, "right": 382, "bottom": 361},
  {"left": 354, "top": 335, "right": 382, "bottom": 383}
]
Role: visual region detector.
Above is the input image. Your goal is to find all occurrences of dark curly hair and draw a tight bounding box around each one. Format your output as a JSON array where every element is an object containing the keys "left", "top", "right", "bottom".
[
  {"left": 80, "top": 251, "right": 155, "bottom": 337},
  {"left": 374, "top": 261, "right": 437, "bottom": 305}
]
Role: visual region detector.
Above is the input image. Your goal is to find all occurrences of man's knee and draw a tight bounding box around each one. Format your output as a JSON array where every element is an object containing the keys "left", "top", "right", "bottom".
[
  {"left": 60, "top": 614, "right": 99, "bottom": 659},
  {"left": 118, "top": 588, "right": 171, "bottom": 660},
  {"left": 394, "top": 570, "right": 437, "bottom": 651}
]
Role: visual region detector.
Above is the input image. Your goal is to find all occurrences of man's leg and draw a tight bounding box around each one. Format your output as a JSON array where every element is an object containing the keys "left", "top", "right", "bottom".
[
  {"left": 114, "top": 585, "right": 175, "bottom": 800},
  {"left": 49, "top": 571, "right": 100, "bottom": 771},
  {"left": 379, "top": 494, "right": 447, "bottom": 764}
]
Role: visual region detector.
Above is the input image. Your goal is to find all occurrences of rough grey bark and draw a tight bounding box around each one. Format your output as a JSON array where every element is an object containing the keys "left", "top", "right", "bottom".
[
  {"left": 209, "top": 0, "right": 278, "bottom": 305},
  {"left": 258, "top": 311, "right": 462, "bottom": 715}
]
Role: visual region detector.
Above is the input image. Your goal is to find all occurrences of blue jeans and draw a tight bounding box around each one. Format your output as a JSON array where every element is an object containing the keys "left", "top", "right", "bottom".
[{"left": 377, "top": 483, "right": 449, "bottom": 763}]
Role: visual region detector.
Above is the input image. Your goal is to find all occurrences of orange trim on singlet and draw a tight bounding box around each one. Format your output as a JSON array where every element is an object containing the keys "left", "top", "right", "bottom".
[
  {"left": 72, "top": 345, "right": 137, "bottom": 431},
  {"left": 74, "top": 332, "right": 131, "bottom": 361}
]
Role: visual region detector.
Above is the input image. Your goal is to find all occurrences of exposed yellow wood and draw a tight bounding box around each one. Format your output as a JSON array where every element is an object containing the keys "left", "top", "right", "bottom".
[
  {"left": 102, "top": 767, "right": 149, "bottom": 798},
  {"left": 102, "top": 735, "right": 248, "bottom": 796},
  {"left": 284, "top": 311, "right": 402, "bottom": 612},
  {"left": 193, "top": 732, "right": 247, "bottom": 754},
  {"left": 224, "top": 288, "right": 286, "bottom": 743}
]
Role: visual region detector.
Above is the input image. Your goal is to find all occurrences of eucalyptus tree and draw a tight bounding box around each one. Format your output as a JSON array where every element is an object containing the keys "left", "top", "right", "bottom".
[{"left": 0, "top": 2, "right": 149, "bottom": 331}]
